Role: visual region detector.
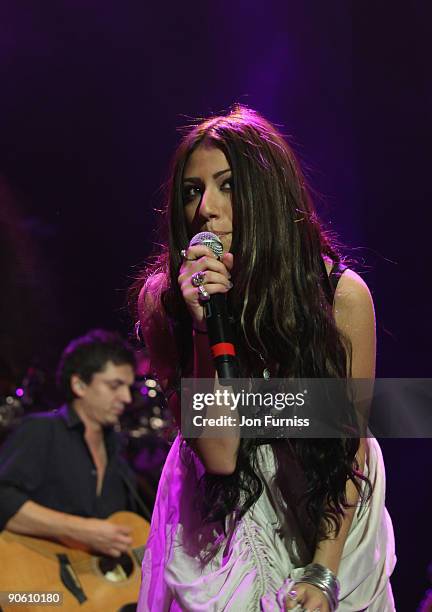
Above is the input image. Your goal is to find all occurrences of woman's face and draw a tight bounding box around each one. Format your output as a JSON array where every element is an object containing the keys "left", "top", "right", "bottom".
[{"left": 182, "top": 144, "right": 233, "bottom": 253}]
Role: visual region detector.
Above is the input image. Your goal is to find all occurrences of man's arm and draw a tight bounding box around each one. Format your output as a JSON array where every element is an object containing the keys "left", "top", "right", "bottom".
[
  {"left": 6, "top": 501, "right": 132, "bottom": 558},
  {"left": 0, "top": 418, "right": 132, "bottom": 557}
]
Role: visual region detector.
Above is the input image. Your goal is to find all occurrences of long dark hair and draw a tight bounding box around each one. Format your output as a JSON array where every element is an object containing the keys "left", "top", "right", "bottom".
[{"left": 131, "top": 105, "right": 370, "bottom": 551}]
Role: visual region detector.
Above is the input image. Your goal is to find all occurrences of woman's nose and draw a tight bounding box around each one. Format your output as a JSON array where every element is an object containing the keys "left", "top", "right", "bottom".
[{"left": 198, "top": 188, "right": 222, "bottom": 219}]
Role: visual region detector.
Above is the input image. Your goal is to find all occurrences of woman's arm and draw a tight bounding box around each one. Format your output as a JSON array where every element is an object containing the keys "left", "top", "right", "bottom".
[
  {"left": 189, "top": 329, "right": 240, "bottom": 475},
  {"left": 139, "top": 257, "right": 240, "bottom": 475},
  {"left": 313, "top": 270, "right": 375, "bottom": 566},
  {"left": 286, "top": 270, "right": 376, "bottom": 610}
]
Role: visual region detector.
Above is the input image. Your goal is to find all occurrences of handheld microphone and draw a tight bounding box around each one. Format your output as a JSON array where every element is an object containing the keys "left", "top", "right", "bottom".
[{"left": 189, "top": 232, "right": 238, "bottom": 383}]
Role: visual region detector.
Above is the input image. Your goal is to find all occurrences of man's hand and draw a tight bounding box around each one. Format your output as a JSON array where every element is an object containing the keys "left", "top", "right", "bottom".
[{"left": 78, "top": 518, "right": 133, "bottom": 557}]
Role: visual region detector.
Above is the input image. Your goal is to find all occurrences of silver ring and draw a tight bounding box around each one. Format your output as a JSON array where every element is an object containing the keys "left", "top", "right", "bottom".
[
  {"left": 287, "top": 590, "right": 298, "bottom": 600},
  {"left": 197, "top": 285, "right": 210, "bottom": 302},
  {"left": 191, "top": 271, "right": 205, "bottom": 287}
]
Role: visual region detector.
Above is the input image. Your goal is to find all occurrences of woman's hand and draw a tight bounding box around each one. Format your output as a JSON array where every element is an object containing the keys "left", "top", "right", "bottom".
[
  {"left": 285, "top": 582, "right": 330, "bottom": 612},
  {"left": 178, "top": 245, "right": 233, "bottom": 329}
]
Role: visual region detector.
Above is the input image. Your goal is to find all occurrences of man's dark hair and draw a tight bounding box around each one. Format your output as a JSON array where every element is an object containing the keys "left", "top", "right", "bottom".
[{"left": 57, "top": 329, "right": 136, "bottom": 402}]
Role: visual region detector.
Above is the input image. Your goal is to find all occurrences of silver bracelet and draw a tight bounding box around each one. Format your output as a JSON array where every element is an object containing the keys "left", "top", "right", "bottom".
[{"left": 295, "top": 563, "right": 340, "bottom": 611}]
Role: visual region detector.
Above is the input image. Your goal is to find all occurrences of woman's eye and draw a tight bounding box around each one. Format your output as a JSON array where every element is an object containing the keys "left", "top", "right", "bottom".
[
  {"left": 183, "top": 185, "right": 201, "bottom": 202},
  {"left": 221, "top": 179, "right": 233, "bottom": 192}
]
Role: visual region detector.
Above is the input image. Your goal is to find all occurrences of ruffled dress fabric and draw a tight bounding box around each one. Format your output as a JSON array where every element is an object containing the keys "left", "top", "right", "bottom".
[{"left": 138, "top": 436, "right": 396, "bottom": 611}]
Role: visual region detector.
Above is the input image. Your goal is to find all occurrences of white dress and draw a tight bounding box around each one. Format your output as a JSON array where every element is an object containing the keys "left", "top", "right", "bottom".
[{"left": 138, "top": 435, "right": 396, "bottom": 611}]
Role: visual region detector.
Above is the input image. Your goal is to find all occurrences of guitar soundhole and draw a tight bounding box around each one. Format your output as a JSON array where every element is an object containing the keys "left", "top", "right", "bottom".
[{"left": 98, "top": 553, "right": 134, "bottom": 582}]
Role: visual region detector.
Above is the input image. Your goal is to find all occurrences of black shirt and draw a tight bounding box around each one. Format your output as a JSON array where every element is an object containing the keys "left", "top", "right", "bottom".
[{"left": 0, "top": 405, "right": 137, "bottom": 530}]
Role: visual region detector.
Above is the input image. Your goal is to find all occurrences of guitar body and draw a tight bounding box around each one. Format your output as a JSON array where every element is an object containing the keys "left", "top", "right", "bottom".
[{"left": 0, "top": 511, "right": 149, "bottom": 612}]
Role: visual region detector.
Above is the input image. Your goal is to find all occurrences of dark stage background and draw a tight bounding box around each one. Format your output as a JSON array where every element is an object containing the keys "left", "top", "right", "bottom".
[{"left": 1, "top": 2, "right": 431, "bottom": 608}]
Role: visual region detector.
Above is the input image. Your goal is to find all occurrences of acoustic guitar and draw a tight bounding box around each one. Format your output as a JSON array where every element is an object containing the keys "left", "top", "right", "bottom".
[{"left": 0, "top": 511, "right": 150, "bottom": 612}]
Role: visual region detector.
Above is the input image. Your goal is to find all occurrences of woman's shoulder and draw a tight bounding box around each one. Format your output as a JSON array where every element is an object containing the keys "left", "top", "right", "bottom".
[
  {"left": 333, "top": 269, "right": 374, "bottom": 315},
  {"left": 323, "top": 257, "right": 373, "bottom": 311},
  {"left": 324, "top": 258, "right": 376, "bottom": 378},
  {"left": 138, "top": 271, "right": 169, "bottom": 322},
  {"left": 137, "top": 270, "right": 173, "bottom": 352},
  {"left": 137, "top": 270, "right": 179, "bottom": 387}
]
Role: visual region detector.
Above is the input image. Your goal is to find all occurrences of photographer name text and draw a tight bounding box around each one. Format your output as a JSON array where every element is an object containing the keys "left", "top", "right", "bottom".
[{"left": 192, "top": 414, "right": 310, "bottom": 427}]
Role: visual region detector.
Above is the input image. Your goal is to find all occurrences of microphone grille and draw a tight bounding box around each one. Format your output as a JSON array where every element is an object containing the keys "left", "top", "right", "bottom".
[{"left": 189, "top": 232, "right": 224, "bottom": 258}]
